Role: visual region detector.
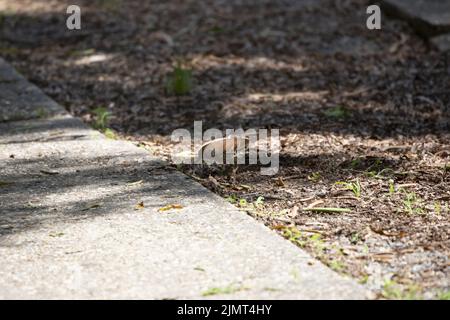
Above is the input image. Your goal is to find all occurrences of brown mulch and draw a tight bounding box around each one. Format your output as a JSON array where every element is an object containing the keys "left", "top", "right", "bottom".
[{"left": 1, "top": 0, "right": 449, "bottom": 299}]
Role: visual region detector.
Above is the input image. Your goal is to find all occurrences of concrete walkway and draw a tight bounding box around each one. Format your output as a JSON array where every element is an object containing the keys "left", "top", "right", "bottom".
[
  {"left": 0, "top": 58, "right": 367, "bottom": 299},
  {"left": 381, "top": 0, "right": 450, "bottom": 51}
]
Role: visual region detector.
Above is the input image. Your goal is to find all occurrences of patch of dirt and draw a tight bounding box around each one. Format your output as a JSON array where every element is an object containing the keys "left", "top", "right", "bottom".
[{"left": 1, "top": 0, "right": 449, "bottom": 299}]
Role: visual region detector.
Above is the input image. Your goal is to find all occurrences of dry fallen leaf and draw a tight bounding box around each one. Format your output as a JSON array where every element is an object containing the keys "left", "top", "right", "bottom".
[
  {"left": 275, "top": 177, "right": 285, "bottom": 187},
  {"left": 371, "top": 252, "right": 394, "bottom": 263},
  {"left": 49, "top": 232, "right": 64, "bottom": 237},
  {"left": 127, "top": 180, "right": 143, "bottom": 186},
  {"left": 370, "top": 226, "right": 407, "bottom": 238},
  {"left": 134, "top": 201, "right": 145, "bottom": 210},
  {"left": 158, "top": 204, "right": 184, "bottom": 212}
]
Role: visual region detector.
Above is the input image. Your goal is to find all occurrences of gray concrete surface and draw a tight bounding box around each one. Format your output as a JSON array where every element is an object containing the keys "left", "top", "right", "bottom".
[
  {"left": 0, "top": 57, "right": 368, "bottom": 299},
  {"left": 430, "top": 34, "right": 450, "bottom": 52},
  {"left": 0, "top": 63, "right": 64, "bottom": 122},
  {"left": 381, "top": 0, "right": 450, "bottom": 38}
]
